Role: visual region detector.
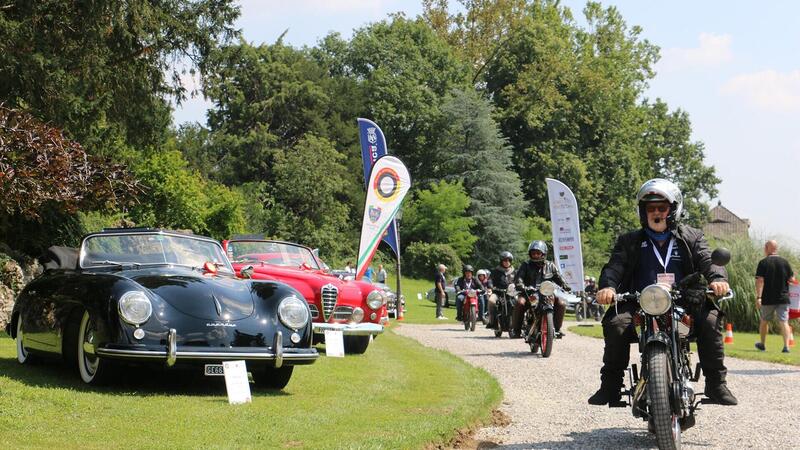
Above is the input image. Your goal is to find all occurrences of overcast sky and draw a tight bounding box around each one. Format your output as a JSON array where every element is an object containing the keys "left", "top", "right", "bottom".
[{"left": 173, "top": 1, "right": 800, "bottom": 245}]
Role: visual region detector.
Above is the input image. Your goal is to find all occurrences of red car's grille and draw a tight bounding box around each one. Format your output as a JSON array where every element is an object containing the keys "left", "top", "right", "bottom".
[
  {"left": 321, "top": 284, "right": 337, "bottom": 321},
  {"left": 332, "top": 306, "right": 353, "bottom": 321},
  {"left": 308, "top": 304, "right": 319, "bottom": 319}
]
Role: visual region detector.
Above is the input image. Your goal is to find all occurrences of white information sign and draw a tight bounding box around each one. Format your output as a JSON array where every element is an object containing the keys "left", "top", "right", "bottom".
[
  {"left": 789, "top": 283, "right": 800, "bottom": 312},
  {"left": 222, "top": 360, "right": 252, "bottom": 405},
  {"left": 546, "top": 178, "right": 585, "bottom": 293},
  {"left": 324, "top": 330, "right": 345, "bottom": 358}
]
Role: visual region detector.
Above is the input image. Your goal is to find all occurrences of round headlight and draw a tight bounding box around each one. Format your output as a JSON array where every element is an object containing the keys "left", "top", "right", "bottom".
[
  {"left": 119, "top": 291, "right": 152, "bottom": 325},
  {"left": 278, "top": 296, "right": 310, "bottom": 330},
  {"left": 367, "top": 290, "right": 384, "bottom": 310},
  {"left": 640, "top": 284, "right": 672, "bottom": 315},
  {"left": 539, "top": 281, "right": 556, "bottom": 297},
  {"left": 351, "top": 307, "right": 364, "bottom": 323}
]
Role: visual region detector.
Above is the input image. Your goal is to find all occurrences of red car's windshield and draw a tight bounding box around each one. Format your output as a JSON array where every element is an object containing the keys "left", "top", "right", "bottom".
[{"left": 226, "top": 241, "right": 320, "bottom": 270}]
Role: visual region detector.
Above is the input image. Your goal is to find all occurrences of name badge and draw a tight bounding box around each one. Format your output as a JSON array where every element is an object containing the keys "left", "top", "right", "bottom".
[{"left": 657, "top": 273, "right": 675, "bottom": 286}]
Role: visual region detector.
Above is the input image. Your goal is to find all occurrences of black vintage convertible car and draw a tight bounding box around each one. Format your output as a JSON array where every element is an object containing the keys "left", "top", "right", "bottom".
[{"left": 7, "top": 228, "right": 318, "bottom": 388}]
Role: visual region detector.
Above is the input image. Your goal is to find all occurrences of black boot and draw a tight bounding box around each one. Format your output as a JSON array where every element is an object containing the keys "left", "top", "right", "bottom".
[
  {"left": 588, "top": 384, "right": 622, "bottom": 405},
  {"left": 704, "top": 382, "right": 738, "bottom": 405}
]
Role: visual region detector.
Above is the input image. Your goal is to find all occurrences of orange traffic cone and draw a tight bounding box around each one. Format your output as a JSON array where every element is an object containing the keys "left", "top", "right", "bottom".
[
  {"left": 724, "top": 323, "right": 734, "bottom": 344},
  {"left": 397, "top": 300, "right": 405, "bottom": 321},
  {"left": 789, "top": 326, "right": 795, "bottom": 348}
]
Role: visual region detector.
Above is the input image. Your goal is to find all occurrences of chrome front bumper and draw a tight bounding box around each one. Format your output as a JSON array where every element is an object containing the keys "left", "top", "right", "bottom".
[
  {"left": 95, "top": 329, "right": 319, "bottom": 367},
  {"left": 312, "top": 322, "right": 384, "bottom": 336}
]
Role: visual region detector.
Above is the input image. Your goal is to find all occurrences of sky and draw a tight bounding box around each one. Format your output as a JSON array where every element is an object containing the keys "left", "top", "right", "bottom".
[{"left": 173, "top": 0, "right": 800, "bottom": 245}]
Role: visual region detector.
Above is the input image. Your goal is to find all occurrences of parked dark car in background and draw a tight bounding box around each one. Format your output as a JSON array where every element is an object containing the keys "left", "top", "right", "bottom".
[{"left": 8, "top": 228, "right": 317, "bottom": 389}]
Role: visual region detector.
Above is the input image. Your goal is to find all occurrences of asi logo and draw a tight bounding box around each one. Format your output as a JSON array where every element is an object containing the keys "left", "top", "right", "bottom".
[
  {"left": 368, "top": 205, "right": 382, "bottom": 223},
  {"left": 367, "top": 127, "right": 378, "bottom": 144},
  {"left": 373, "top": 166, "right": 402, "bottom": 203}
]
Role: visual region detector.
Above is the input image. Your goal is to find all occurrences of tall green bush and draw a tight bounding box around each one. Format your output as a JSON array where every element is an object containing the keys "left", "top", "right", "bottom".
[{"left": 403, "top": 242, "right": 462, "bottom": 280}]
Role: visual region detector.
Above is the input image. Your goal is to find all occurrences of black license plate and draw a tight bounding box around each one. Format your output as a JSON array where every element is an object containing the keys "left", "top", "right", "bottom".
[{"left": 204, "top": 364, "right": 225, "bottom": 376}]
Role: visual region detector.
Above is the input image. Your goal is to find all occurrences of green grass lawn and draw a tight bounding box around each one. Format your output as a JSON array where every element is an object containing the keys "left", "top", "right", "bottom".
[
  {"left": 386, "top": 275, "right": 456, "bottom": 325},
  {"left": 0, "top": 330, "right": 501, "bottom": 448},
  {"left": 568, "top": 323, "right": 800, "bottom": 366}
]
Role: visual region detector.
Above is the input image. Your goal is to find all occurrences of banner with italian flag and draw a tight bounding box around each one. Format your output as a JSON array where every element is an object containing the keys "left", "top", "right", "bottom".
[{"left": 356, "top": 155, "right": 411, "bottom": 279}]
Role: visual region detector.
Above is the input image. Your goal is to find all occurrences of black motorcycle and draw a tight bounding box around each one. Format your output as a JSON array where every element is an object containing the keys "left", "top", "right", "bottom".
[
  {"left": 489, "top": 287, "right": 516, "bottom": 338},
  {"left": 575, "top": 292, "right": 604, "bottom": 321},
  {"left": 615, "top": 249, "right": 733, "bottom": 450},
  {"left": 519, "top": 281, "right": 558, "bottom": 357}
]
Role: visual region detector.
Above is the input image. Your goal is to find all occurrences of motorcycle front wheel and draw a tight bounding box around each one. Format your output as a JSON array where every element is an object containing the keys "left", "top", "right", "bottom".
[
  {"left": 469, "top": 305, "right": 477, "bottom": 331},
  {"left": 540, "top": 311, "right": 554, "bottom": 357},
  {"left": 647, "top": 344, "right": 681, "bottom": 450},
  {"left": 575, "top": 304, "right": 585, "bottom": 321}
]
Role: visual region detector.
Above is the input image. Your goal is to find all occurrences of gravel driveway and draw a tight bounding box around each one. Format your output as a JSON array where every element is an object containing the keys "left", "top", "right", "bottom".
[{"left": 396, "top": 322, "right": 800, "bottom": 449}]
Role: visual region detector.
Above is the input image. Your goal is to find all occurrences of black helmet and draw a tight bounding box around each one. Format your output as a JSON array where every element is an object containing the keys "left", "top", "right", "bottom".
[
  {"left": 636, "top": 178, "right": 683, "bottom": 230},
  {"left": 499, "top": 251, "right": 514, "bottom": 262},
  {"left": 528, "top": 241, "right": 547, "bottom": 262},
  {"left": 462, "top": 264, "right": 474, "bottom": 274}
]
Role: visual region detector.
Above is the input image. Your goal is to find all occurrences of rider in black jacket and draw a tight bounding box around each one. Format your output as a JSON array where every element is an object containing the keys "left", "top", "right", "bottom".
[
  {"left": 513, "top": 241, "right": 570, "bottom": 338},
  {"left": 488, "top": 251, "right": 516, "bottom": 328},
  {"left": 588, "top": 178, "right": 737, "bottom": 406},
  {"left": 454, "top": 265, "right": 484, "bottom": 321}
]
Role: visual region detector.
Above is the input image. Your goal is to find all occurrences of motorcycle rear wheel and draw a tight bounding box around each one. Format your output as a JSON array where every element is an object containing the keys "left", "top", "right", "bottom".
[
  {"left": 540, "top": 311, "right": 554, "bottom": 357},
  {"left": 647, "top": 345, "right": 681, "bottom": 450}
]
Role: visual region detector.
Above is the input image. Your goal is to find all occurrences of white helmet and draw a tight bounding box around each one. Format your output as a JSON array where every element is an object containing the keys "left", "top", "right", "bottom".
[
  {"left": 476, "top": 269, "right": 488, "bottom": 277},
  {"left": 636, "top": 178, "right": 683, "bottom": 229}
]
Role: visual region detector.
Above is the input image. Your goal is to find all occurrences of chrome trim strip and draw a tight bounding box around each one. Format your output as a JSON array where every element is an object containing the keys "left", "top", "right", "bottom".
[
  {"left": 312, "top": 322, "right": 384, "bottom": 336},
  {"left": 273, "top": 331, "right": 283, "bottom": 368},
  {"left": 167, "top": 329, "right": 177, "bottom": 367},
  {"left": 96, "top": 348, "right": 318, "bottom": 362}
]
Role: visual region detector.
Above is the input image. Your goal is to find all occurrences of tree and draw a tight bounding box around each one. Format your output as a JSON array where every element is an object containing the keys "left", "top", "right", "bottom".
[
  {"left": 402, "top": 180, "right": 477, "bottom": 258},
  {"left": 0, "top": 0, "right": 239, "bottom": 154},
  {"left": 436, "top": 89, "right": 527, "bottom": 266}
]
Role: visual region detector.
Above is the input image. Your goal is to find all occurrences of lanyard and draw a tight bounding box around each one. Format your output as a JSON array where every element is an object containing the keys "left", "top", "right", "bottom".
[{"left": 650, "top": 237, "right": 675, "bottom": 273}]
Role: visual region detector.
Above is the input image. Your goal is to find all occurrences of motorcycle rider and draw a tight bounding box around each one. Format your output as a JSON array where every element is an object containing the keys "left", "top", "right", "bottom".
[
  {"left": 488, "top": 251, "right": 516, "bottom": 329},
  {"left": 476, "top": 269, "right": 493, "bottom": 323},
  {"left": 513, "top": 241, "right": 569, "bottom": 339},
  {"left": 454, "top": 265, "right": 484, "bottom": 321},
  {"left": 588, "top": 178, "right": 737, "bottom": 406}
]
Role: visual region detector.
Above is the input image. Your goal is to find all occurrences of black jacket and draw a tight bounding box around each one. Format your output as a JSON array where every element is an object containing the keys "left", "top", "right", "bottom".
[
  {"left": 515, "top": 259, "right": 569, "bottom": 290},
  {"left": 599, "top": 224, "right": 727, "bottom": 293},
  {"left": 454, "top": 276, "right": 484, "bottom": 292},
  {"left": 490, "top": 266, "right": 516, "bottom": 290}
]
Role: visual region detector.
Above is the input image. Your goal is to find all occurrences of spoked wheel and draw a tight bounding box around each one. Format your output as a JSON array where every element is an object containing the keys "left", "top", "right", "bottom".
[
  {"left": 469, "top": 305, "right": 477, "bottom": 331},
  {"left": 71, "top": 310, "right": 113, "bottom": 385},
  {"left": 540, "top": 311, "right": 554, "bottom": 358},
  {"left": 15, "top": 314, "right": 36, "bottom": 364},
  {"left": 647, "top": 345, "right": 680, "bottom": 450},
  {"left": 575, "top": 304, "right": 585, "bottom": 321},
  {"left": 255, "top": 366, "right": 294, "bottom": 390}
]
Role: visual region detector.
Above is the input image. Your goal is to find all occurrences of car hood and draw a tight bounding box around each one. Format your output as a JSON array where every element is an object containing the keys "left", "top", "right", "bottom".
[
  {"left": 248, "top": 264, "right": 363, "bottom": 303},
  {"left": 128, "top": 269, "right": 254, "bottom": 321}
]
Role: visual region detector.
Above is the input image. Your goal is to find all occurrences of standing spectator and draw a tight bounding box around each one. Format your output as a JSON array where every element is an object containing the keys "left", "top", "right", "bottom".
[
  {"left": 363, "top": 266, "right": 374, "bottom": 282},
  {"left": 377, "top": 264, "right": 388, "bottom": 283},
  {"left": 344, "top": 261, "right": 354, "bottom": 274},
  {"left": 755, "top": 240, "right": 795, "bottom": 353},
  {"left": 435, "top": 264, "right": 448, "bottom": 320}
]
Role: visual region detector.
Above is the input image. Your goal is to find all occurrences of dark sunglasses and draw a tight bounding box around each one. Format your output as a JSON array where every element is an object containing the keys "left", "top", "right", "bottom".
[{"left": 645, "top": 204, "right": 669, "bottom": 213}]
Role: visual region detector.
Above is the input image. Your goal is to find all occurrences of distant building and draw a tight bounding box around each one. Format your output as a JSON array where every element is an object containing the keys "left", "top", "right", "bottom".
[{"left": 703, "top": 201, "right": 750, "bottom": 239}]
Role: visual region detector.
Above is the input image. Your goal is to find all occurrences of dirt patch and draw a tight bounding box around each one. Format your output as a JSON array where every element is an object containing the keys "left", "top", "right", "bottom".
[{"left": 425, "top": 408, "right": 508, "bottom": 450}]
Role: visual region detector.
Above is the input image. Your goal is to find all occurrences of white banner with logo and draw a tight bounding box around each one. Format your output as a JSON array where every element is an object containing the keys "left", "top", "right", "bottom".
[
  {"left": 546, "top": 178, "right": 585, "bottom": 292},
  {"left": 356, "top": 155, "right": 411, "bottom": 279}
]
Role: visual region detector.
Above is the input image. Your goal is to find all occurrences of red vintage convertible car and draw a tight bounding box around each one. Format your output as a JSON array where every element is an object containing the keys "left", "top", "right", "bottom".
[{"left": 222, "top": 239, "right": 386, "bottom": 354}]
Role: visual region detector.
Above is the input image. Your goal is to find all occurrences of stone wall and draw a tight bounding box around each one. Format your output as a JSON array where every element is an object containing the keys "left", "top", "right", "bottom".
[{"left": 0, "top": 250, "right": 43, "bottom": 330}]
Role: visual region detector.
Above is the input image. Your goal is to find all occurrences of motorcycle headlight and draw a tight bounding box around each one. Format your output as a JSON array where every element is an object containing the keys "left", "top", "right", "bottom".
[
  {"left": 367, "top": 290, "right": 384, "bottom": 310},
  {"left": 278, "top": 296, "right": 310, "bottom": 330},
  {"left": 640, "top": 284, "right": 672, "bottom": 315},
  {"left": 539, "top": 281, "right": 556, "bottom": 297},
  {"left": 118, "top": 291, "right": 152, "bottom": 325}
]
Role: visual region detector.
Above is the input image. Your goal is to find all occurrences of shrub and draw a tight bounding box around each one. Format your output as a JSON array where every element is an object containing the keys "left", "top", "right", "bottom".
[{"left": 403, "top": 241, "right": 462, "bottom": 279}]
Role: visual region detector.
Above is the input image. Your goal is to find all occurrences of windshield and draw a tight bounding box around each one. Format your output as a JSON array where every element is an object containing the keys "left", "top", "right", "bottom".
[
  {"left": 80, "top": 232, "right": 233, "bottom": 272},
  {"left": 226, "top": 241, "right": 320, "bottom": 270}
]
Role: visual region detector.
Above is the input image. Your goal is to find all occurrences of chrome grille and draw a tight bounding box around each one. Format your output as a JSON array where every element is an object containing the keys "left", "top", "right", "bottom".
[
  {"left": 332, "top": 306, "right": 353, "bottom": 321},
  {"left": 321, "top": 284, "right": 338, "bottom": 321},
  {"left": 308, "top": 304, "right": 319, "bottom": 319}
]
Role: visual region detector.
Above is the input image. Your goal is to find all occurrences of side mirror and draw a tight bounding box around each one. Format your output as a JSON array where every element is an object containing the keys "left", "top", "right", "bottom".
[
  {"left": 241, "top": 265, "right": 254, "bottom": 279},
  {"left": 711, "top": 248, "right": 731, "bottom": 267}
]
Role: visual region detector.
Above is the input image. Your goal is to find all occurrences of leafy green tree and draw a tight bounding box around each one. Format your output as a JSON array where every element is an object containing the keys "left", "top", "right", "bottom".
[
  {"left": 436, "top": 89, "right": 527, "bottom": 266},
  {"left": 402, "top": 180, "right": 477, "bottom": 258},
  {"left": 0, "top": 0, "right": 239, "bottom": 154}
]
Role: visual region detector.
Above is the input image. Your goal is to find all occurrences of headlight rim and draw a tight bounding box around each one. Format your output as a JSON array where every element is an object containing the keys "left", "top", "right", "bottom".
[
  {"left": 278, "top": 295, "right": 310, "bottom": 330},
  {"left": 640, "top": 283, "right": 673, "bottom": 315},
  {"left": 118, "top": 290, "right": 153, "bottom": 326},
  {"left": 539, "top": 280, "right": 556, "bottom": 297},
  {"left": 367, "top": 290, "right": 384, "bottom": 310}
]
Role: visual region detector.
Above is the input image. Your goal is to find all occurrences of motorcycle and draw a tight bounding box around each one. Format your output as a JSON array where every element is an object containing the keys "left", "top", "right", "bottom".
[
  {"left": 519, "top": 280, "right": 558, "bottom": 357},
  {"left": 458, "top": 288, "right": 482, "bottom": 332},
  {"left": 575, "top": 292, "right": 604, "bottom": 321},
  {"left": 615, "top": 248, "right": 732, "bottom": 450},
  {"left": 490, "top": 286, "right": 517, "bottom": 338}
]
